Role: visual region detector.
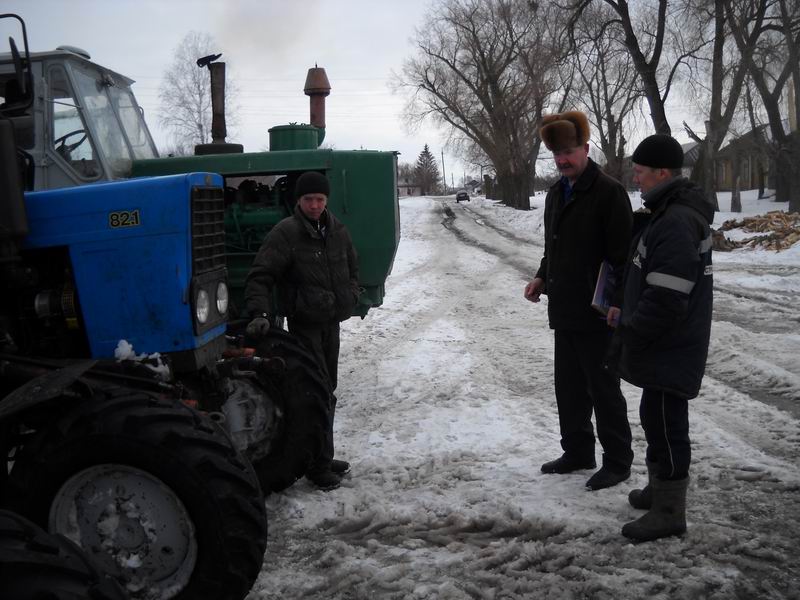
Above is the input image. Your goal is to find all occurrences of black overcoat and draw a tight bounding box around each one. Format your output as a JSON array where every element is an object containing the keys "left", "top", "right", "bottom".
[{"left": 535, "top": 158, "right": 633, "bottom": 331}]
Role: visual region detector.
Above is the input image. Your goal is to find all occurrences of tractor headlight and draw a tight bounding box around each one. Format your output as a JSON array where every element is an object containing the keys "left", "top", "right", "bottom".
[
  {"left": 196, "top": 289, "right": 210, "bottom": 324},
  {"left": 216, "top": 281, "right": 229, "bottom": 315}
]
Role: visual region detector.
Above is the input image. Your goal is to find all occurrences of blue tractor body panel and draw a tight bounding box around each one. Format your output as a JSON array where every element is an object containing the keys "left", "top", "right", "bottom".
[{"left": 22, "top": 173, "right": 226, "bottom": 359}]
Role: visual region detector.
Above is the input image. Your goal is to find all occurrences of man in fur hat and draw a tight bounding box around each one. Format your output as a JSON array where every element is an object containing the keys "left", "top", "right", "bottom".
[{"left": 524, "top": 111, "right": 634, "bottom": 490}]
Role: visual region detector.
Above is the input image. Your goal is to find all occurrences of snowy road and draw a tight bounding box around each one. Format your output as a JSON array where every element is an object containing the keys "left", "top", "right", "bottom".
[{"left": 247, "top": 196, "right": 800, "bottom": 599}]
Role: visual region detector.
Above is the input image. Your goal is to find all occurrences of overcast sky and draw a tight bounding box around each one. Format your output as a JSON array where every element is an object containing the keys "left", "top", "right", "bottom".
[
  {"left": 3, "top": 0, "right": 711, "bottom": 185},
  {"left": 1, "top": 0, "right": 484, "bottom": 180}
]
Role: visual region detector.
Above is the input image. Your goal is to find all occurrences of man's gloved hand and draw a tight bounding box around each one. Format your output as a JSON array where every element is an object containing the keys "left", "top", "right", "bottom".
[{"left": 246, "top": 316, "right": 271, "bottom": 338}]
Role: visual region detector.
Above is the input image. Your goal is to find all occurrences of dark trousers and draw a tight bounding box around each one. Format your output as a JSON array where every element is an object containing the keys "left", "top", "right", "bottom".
[
  {"left": 640, "top": 388, "right": 691, "bottom": 480},
  {"left": 288, "top": 320, "right": 340, "bottom": 473},
  {"left": 554, "top": 329, "right": 633, "bottom": 472}
]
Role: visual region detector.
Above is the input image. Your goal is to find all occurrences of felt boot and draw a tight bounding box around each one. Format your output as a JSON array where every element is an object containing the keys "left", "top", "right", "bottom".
[
  {"left": 306, "top": 470, "right": 341, "bottom": 491},
  {"left": 628, "top": 459, "right": 657, "bottom": 510},
  {"left": 330, "top": 459, "right": 351, "bottom": 475},
  {"left": 622, "top": 476, "right": 688, "bottom": 542}
]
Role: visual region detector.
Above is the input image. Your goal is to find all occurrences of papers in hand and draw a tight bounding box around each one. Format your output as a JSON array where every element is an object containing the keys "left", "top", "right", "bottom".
[{"left": 591, "top": 259, "right": 617, "bottom": 316}]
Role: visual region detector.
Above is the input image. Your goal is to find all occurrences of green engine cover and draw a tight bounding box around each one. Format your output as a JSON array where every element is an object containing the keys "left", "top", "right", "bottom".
[{"left": 131, "top": 148, "right": 400, "bottom": 319}]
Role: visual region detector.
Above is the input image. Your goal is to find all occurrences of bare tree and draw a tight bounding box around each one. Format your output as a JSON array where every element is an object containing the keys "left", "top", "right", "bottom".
[
  {"left": 568, "top": 2, "right": 643, "bottom": 180},
  {"left": 453, "top": 138, "right": 499, "bottom": 195},
  {"left": 397, "top": 0, "right": 564, "bottom": 209},
  {"left": 158, "top": 31, "right": 239, "bottom": 151},
  {"left": 679, "top": 0, "right": 758, "bottom": 210},
  {"left": 568, "top": 0, "right": 710, "bottom": 135},
  {"left": 726, "top": 0, "right": 800, "bottom": 210}
]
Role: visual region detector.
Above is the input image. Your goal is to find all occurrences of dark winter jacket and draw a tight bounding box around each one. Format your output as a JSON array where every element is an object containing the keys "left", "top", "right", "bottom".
[
  {"left": 615, "top": 177, "right": 714, "bottom": 399},
  {"left": 535, "top": 158, "right": 633, "bottom": 331},
  {"left": 245, "top": 205, "right": 360, "bottom": 325}
]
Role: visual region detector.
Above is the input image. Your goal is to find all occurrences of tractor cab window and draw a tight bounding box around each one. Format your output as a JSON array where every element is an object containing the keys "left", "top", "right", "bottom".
[
  {"left": 48, "top": 65, "right": 100, "bottom": 180},
  {"left": 107, "top": 85, "right": 157, "bottom": 160},
  {"left": 71, "top": 65, "right": 132, "bottom": 178}
]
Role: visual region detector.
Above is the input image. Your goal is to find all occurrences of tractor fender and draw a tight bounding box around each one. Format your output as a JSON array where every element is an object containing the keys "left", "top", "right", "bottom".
[{"left": 0, "top": 360, "right": 97, "bottom": 422}]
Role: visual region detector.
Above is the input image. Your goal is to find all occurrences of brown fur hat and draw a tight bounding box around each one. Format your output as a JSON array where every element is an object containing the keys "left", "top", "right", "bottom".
[{"left": 539, "top": 111, "right": 591, "bottom": 151}]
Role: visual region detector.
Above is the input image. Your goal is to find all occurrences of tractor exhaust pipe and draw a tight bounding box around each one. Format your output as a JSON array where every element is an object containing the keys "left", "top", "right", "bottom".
[
  {"left": 208, "top": 61, "right": 227, "bottom": 144},
  {"left": 304, "top": 66, "right": 330, "bottom": 146},
  {"left": 195, "top": 53, "right": 243, "bottom": 155}
]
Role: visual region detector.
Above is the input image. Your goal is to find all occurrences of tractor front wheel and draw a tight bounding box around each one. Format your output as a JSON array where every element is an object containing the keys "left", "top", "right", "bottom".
[
  {"left": 250, "top": 328, "right": 331, "bottom": 493},
  {"left": 0, "top": 509, "right": 129, "bottom": 600},
  {"left": 3, "top": 389, "right": 267, "bottom": 600}
]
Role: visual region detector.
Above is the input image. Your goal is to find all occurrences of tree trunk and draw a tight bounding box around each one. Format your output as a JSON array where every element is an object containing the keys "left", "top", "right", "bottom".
[
  {"left": 782, "top": 137, "right": 800, "bottom": 213},
  {"left": 688, "top": 129, "right": 721, "bottom": 213},
  {"left": 484, "top": 176, "right": 495, "bottom": 200},
  {"left": 497, "top": 170, "right": 531, "bottom": 210},
  {"left": 790, "top": 169, "right": 800, "bottom": 214},
  {"left": 702, "top": 137, "right": 720, "bottom": 212},
  {"left": 731, "top": 172, "right": 742, "bottom": 213},
  {"left": 773, "top": 139, "right": 800, "bottom": 211},
  {"left": 601, "top": 144, "right": 624, "bottom": 182}
]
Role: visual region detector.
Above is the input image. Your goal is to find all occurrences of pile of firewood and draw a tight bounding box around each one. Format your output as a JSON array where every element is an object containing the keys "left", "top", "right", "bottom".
[{"left": 713, "top": 211, "right": 800, "bottom": 251}]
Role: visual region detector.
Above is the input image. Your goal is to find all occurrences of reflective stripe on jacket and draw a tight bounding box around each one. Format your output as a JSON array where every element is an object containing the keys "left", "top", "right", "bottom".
[{"left": 616, "top": 177, "right": 714, "bottom": 399}]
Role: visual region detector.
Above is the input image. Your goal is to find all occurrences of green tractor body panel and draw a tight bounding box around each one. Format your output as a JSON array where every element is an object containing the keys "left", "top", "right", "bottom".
[{"left": 131, "top": 148, "right": 400, "bottom": 318}]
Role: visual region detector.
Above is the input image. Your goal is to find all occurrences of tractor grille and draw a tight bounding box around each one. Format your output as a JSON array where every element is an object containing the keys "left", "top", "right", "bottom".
[{"left": 191, "top": 186, "right": 226, "bottom": 274}]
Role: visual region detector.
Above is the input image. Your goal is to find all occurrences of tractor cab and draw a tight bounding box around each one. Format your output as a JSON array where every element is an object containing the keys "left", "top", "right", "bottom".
[{"left": 0, "top": 46, "right": 158, "bottom": 191}]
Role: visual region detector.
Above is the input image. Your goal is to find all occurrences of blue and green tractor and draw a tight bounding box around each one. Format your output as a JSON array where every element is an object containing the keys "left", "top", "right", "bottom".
[{"left": 0, "top": 14, "right": 399, "bottom": 599}]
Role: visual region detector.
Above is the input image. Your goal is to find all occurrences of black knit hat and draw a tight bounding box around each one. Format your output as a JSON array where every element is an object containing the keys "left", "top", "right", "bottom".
[
  {"left": 294, "top": 171, "right": 330, "bottom": 199},
  {"left": 632, "top": 134, "right": 684, "bottom": 169}
]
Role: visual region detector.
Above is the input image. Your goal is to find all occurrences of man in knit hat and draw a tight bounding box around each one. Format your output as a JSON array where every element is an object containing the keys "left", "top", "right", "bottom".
[
  {"left": 525, "top": 111, "right": 634, "bottom": 491},
  {"left": 245, "top": 170, "right": 361, "bottom": 491},
  {"left": 609, "top": 134, "right": 713, "bottom": 541}
]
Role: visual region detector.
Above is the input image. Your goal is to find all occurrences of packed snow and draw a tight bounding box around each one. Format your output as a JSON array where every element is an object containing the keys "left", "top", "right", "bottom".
[{"left": 246, "top": 189, "right": 800, "bottom": 599}]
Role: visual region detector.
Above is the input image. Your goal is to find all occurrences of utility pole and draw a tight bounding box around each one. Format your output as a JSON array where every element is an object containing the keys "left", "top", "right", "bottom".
[{"left": 441, "top": 150, "right": 447, "bottom": 194}]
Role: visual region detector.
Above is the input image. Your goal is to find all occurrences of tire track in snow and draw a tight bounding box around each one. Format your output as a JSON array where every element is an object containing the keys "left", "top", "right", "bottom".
[{"left": 247, "top": 198, "right": 800, "bottom": 600}]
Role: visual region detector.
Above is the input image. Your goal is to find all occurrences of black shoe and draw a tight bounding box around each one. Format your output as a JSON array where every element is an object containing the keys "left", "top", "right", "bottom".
[
  {"left": 586, "top": 467, "right": 631, "bottom": 491},
  {"left": 330, "top": 459, "right": 351, "bottom": 475},
  {"left": 541, "top": 454, "right": 596, "bottom": 474},
  {"left": 307, "top": 470, "right": 341, "bottom": 491}
]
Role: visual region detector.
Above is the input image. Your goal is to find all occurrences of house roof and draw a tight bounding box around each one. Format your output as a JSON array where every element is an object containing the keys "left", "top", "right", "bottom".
[
  {"left": 681, "top": 142, "right": 700, "bottom": 167},
  {"left": 717, "top": 126, "right": 769, "bottom": 158}
]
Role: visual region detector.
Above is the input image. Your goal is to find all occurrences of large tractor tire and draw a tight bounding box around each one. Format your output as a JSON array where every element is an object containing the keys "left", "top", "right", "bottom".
[
  {"left": 0, "top": 509, "right": 129, "bottom": 600},
  {"left": 250, "top": 328, "right": 331, "bottom": 493},
  {"left": 2, "top": 389, "right": 267, "bottom": 600}
]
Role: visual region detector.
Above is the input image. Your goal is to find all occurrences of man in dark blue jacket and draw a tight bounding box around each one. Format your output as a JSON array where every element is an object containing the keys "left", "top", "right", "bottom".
[
  {"left": 609, "top": 134, "right": 714, "bottom": 542},
  {"left": 525, "top": 111, "right": 634, "bottom": 491}
]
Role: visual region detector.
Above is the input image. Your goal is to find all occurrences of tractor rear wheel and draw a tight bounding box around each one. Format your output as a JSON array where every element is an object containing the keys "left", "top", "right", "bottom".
[
  {"left": 3, "top": 389, "right": 267, "bottom": 600},
  {"left": 250, "top": 328, "right": 330, "bottom": 493},
  {"left": 0, "top": 509, "right": 129, "bottom": 600}
]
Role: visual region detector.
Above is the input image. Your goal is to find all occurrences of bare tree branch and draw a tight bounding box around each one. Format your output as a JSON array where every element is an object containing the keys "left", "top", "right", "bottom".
[
  {"left": 396, "top": 0, "right": 563, "bottom": 209},
  {"left": 158, "top": 31, "right": 240, "bottom": 151}
]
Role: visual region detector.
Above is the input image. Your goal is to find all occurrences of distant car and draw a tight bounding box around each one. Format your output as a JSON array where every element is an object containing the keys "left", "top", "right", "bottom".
[{"left": 456, "top": 190, "right": 470, "bottom": 203}]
